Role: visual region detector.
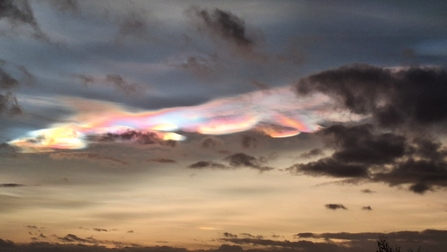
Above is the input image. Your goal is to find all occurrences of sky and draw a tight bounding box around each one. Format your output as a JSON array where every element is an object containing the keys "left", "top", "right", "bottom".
[{"left": 1, "top": 1, "right": 447, "bottom": 251}]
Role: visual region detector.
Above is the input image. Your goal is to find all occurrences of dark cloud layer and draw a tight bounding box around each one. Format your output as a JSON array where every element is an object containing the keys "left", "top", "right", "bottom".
[
  {"left": 296, "top": 64, "right": 447, "bottom": 129},
  {"left": 291, "top": 65, "right": 447, "bottom": 194},
  {"left": 288, "top": 124, "right": 447, "bottom": 193},
  {"left": 1, "top": 229, "right": 447, "bottom": 252}
]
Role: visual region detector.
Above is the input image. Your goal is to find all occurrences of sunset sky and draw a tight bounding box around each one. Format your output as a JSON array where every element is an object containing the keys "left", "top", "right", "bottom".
[{"left": 1, "top": 1, "right": 447, "bottom": 252}]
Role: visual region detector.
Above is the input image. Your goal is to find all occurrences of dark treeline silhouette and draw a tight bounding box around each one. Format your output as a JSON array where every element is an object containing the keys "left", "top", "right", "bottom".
[{"left": 377, "top": 236, "right": 422, "bottom": 252}]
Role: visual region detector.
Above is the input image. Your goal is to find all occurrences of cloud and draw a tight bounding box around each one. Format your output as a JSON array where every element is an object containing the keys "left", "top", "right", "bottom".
[
  {"left": 239, "top": 233, "right": 263, "bottom": 239},
  {"left": 0, "top": 66, "right": 21, "bottom": 115},
  {"left": 93, "top": 228, "right": 107, "bottom": 232},
  {"left": 72, "top": 74, "right": 146, "bottom": 95},
  {"left": 241, "top": 135, "right": 257, "bottom": 149},
  {"left": 186, "top": 7, "right": 253, "bottom": 47},
  {"left": 296, "top": 64, "right": 447, "bottom": 129},
  {"left": 300, "top": 148, "right": 324, "bottom": 159},
  {"left": 188, "top": 161, "right": 228, "bottom": 169},
  {"left": 200, "top": 137, "right": 222, "bottom": 149},
  {"left": 168, "top": 53, "right": 218, "bottom": 77},
  {"left": 90, "top": 130, "right": 175, "bottom": 146},
  {"left": 222, "top": 232, "right": 238, "bottom": 238},
  {"left": 288, "top": 123, "right": 447, "bottom": 194},
  {"left": 2, "top": 229, "right": 447, "bottom": 252},
  {"left": 57, "top": 234, "right": 99, "bottom": 245},
  {"left": 46, "top": 0, "right": 79, "bottom": 13},
  {"left": 147, "top": 158, "right": 176, "bottom": 164},
  {"left": 218, "top": 237, "right": 343, "bottom": 251},
  {"left": 224, "top": 153, "right": 273, "bottom": 172},
  {"left": 294, "top": 229, "right": 447, "bottom": 244},
  {"left": 361, "top": 189, "right": 376, "bottom": 193},
  {"left": 325, "top": 204, "right": 347, "bottom": 210},
  {"left": 0, "top": 0, "right": 49, "bottom": 41},
  {"left": 0, "top": 183, "right": 25, "bottom": 187},
  {"left": 185, "top": 7, "right": 263, "bottom": 58},
  {"left": 115, "top": 9, "right": 154, "bottom": 44},
  {"left": 189, "top": 152, "right": 274, "bottom": 171},
  {"left": 49, "top": 152, "right": 128, "bottom": 166}
]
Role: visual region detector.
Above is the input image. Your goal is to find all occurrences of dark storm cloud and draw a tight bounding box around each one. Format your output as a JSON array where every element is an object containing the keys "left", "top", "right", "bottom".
[
  {"left": 0, "top": 0, "right": 49, "bottom": 41},
  {"left": 361, "top": 206, "right": 372, "bottom": 211},
  {"left": 325, "top": 204, "right": 347, "bottom": 210},
  {"left": 296, "top": 64, "right": 447, "bottom": 129},
  {"left": 288, "top": 123, "right": 447, "bottom": 194},
  {"left": 0, "top": 183, "right": 25, "bottom": 187},
  {"left": 224, "top": 153, "right": 273, "bottom": 172}
]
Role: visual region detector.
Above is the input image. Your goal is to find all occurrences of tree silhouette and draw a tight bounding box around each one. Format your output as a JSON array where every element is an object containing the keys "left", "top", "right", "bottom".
[
  {"left": 376, "top": 236, "right": 423, "bottom": 252},
  {"left": 376, "top": 236, "right": 401, "bottom": 252}
]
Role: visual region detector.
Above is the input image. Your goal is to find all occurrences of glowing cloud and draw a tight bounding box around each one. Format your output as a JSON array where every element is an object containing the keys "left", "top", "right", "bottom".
[{"left": 9, "top": 87, "right": 335, "bottom": 152}]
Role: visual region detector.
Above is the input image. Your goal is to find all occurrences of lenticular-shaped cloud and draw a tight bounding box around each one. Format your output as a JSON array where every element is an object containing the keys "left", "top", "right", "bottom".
[{"left": 8, "top": 87, "right": 331, "bottom": 152}]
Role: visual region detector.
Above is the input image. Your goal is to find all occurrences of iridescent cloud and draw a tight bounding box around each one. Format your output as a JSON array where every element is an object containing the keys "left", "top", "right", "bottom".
[{"left": 9, "top": 87, "right": 337, "bottom": 152}]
